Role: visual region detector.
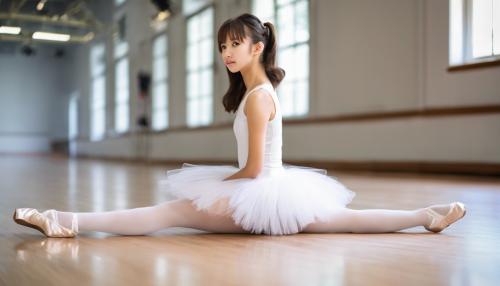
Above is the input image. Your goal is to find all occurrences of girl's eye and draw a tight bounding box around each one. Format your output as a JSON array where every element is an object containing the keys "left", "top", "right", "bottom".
[{"left": 220, "top": 42, "right": 238, "bottom": 50}]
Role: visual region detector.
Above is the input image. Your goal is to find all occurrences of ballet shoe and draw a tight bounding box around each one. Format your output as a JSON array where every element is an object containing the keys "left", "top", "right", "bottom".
[
  {"left": 424, "top": 202, "right": 467, "bottom": 233},
  {"left": 13, "top": 208, "right": 78, "bottom": 238}
]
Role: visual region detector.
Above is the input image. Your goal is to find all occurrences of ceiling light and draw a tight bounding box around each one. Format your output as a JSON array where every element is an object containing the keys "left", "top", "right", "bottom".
[
  {"left": 0, "top": 26, "right": 21, "bottom": 35},
  {"left": 83, "top": 32, "right": 95, "bottom": 41},
  {"left": 155, "top": 11, "right": 170, "bottom": 21},
  {"left": 36, "top": 0, "right": 47, "bottom": 11},
  {"left": 32, "top": 31, "right": 70, "bottom": 42}
]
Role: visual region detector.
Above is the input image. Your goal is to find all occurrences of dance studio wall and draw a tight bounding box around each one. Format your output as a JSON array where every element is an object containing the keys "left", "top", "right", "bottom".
[
  {"left": 73, "top": 0, "right": 500, "bottom": 167},
  {"left": 0, "top": 46, "right": 75, "bottom": 153}
]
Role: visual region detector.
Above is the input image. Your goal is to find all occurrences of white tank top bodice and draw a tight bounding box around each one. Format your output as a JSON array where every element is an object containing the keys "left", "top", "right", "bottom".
[{"left": 233, "top": 82, "right": 284, "bottom": 176}]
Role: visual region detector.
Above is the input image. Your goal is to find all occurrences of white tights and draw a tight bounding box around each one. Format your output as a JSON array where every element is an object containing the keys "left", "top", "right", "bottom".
[{"left": 55, "top": 199, "right": 439, "bottom": 235}]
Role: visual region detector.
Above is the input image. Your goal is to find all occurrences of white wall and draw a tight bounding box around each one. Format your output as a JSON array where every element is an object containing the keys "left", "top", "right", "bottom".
[{"left": 0, "top": 45, "right": 74, "bottom": 152}]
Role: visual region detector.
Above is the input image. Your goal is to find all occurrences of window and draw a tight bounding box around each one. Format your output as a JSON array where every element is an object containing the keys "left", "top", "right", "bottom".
[
  {"left": 68, "top": 92, "right": 79, "bottom": 157},
  {"left": 253, "top": 0, "right": 275, "bottom": 24},
  {"left": 253, "top": 0, "right": 310, "bottom": 118},
  {"left": 186, "top": 6, "right": 214, "bottom": 127},
  {"left": 90, "top": 43, "right": 106, "bottom": 141},
  {"left": 449, "top": 0, "right": 500, "bottom": 65},
  {"left": 152, "top": 34, "right": 169, "bottom": 130},
  {"left": 183, "top": 0, "right": 211, "bottom": 16},
  {"left": 114, "top": 57, "right": 129, "bottom": 133},
  {"left": 69, "top": 93, "right": 79, "bottom": 140},
  {"left": 114, "top": 15, "right": 129, "bottom": 134}
]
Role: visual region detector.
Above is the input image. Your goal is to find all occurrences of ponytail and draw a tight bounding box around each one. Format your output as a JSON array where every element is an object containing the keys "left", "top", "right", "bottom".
[{"left": 262, "top": 22, "right": 285, "bottom": 90}]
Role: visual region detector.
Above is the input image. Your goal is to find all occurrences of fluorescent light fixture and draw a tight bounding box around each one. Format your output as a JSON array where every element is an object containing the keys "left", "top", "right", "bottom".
[
  {"left": 36, "top": 0, "right": 47, "bottom": 11},
  {"left": 32, "top": 31, "right": 70, "bottom": 42},
  {"left": 0, "top": 26, "right": 21, "bottom": 35},
  {"left": 83, "top": 32, "right": 95, "bottom": 42},
  {"left": 155, "top": 11, "right": 170, "bottom": 21}
]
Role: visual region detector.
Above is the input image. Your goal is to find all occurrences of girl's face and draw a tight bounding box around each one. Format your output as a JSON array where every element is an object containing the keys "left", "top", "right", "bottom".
[{"left": 220, "top": 35, "right": 260, "bottom": 73}]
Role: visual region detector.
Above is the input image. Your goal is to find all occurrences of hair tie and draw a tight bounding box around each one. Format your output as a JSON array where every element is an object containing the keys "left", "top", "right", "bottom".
[{"left": 263, "top": 23, "right": 270, "bottom": 38}]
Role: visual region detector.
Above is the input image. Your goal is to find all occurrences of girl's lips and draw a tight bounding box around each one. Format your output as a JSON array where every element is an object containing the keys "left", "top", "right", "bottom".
[{"left": 226, "top": 61, "right": 236, "bottom": 66}]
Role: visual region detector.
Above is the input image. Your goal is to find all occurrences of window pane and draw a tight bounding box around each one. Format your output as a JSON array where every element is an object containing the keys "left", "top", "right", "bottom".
[
  {"left": 277, "top": 4, "right": 295, "bottom": 47},
  {"left": 69, "top": 96, "right": 78, "bottom": 139},
  {"left": 201, "top": 96, "right": 212, "bottom": 124},
  {"left": 449, "top": 0, "right": 464, "bottom": 64},
  {"left": 118, "top": 86, "right": 129, "bottom": 104},
  {"left": 153, "top": 82, "right": 168, "bottom": 109},
  {"left": 186, "top": 7, "right": 214, "bottom": 127},
  {"left": 202, "top": 38, "right": 214, "bottom": 67},
  {"left": 279, "top": 48, "right": 295, "bottom": 80},
  {"left": 90, "top": 44, "right": 105, "bottom": 77},
  {"left": 200, "top": 68, "right": 212, "bottom": 95},
  {"left": 472, "top": 0, "right": 493, "bottom": 58},
  {"left": 115, "top": 58, "right": 129, "bottom": 94},
  {"left": 153, "top": 34, "right": 167, "bottom": 57},
  {"left": 92, "top": 76, "right": 106, "bottom": 108},
  {"left": 115, "top": 104, "right": 128, "bottom": 133},
  {"left": 187, "top": 44, "right": 199, "bottom": 71},
  {"left": 263, "top": 0, "right": 310, "bottom": 118},
  {"left": 115, "top": 57, "right": 129, "bottom": 133},
  {"left": 114, "top": 41, "right": 129, "bottom": 59},
  {"left": 296, "top": 80, "right": 309, "bottom": 115},
  {"left": 187, "top": 16, "right": 200, "bottom": 43},
  {"left": 91, "top": 108, "right": 105, "bottom": 141},
  {"left": 200, "top": 9, "right": 213, "bottom": 38},
  {"left": 183, "top": 0, "right": 211, "bottom": 16},
  {"left": 494, "top": 0, "right": 500, "bottom": 55},
  {"left": 253, "top": 0, "right": 275, "bottom": 23},
  {"left": 116, "top": 84, "right": 128, "bottom": 104},
  {"left": 296, "top": 44, "right": 309, "bottom": 80},
  {"left": 187, "top": 72, "right": 199, "bottom": 98},
  {"left": 153, "top": 56, "right": 167, "bottom": 82},
  {"left": 277, "top": 0, "right": 294, "bottom": 6},
  {"left": 295, "top": 0, "right": 309, "bottom": 43},
  {"left": 153, "top": 111, "right": 168, "bottom": 130},
  {"left": 187, "top": 99, "right": 198, "bottom": 126},
  {"left": 278, "top": 82, "right": 294, "bottom": 117}
]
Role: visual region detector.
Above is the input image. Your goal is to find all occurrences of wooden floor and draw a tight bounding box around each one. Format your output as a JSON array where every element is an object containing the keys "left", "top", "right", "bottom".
[{"left": 1, "top": 154, "right": 499, "bottom": 286}]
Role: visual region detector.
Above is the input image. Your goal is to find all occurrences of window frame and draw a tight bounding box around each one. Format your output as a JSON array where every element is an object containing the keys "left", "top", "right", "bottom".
[
  {"left": 114, "top": 55, "right": 130, "bottom": 134},
  {"left": 152, "top": 32, "right": 169, "bottom": 131},
  {"left": 113, "top": 12, "right": 130, "bottom": 134},
  {"left": 90, "top": 43, "right": 107, "bottom": 142},
  {"left": 252, "top": 0, "right": 311, "bottom": 118},
  {"left": 448, "top": 0, "right": 500, "bottom": 71},
  {"left": 185, "top": 4, "right": 215, "bottom": 128}
]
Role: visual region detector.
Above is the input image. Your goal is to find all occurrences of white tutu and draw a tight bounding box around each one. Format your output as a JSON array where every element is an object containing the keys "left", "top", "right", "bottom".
[{"left": 159, "top": 163, "right": 356, "bottom": 235}]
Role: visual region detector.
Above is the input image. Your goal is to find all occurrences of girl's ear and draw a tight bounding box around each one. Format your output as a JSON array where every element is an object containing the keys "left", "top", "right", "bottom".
[{"left": 253, "top": 41, "right": 265, "bottom": 56}]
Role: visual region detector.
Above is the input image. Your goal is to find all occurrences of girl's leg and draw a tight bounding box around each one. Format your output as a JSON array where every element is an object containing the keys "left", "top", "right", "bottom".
[
  {"left": 302, "top": 207, "right": 433, "bottom": 233},
  {"left": 56, "top": 199, "right": 249, "bottom": 235}
]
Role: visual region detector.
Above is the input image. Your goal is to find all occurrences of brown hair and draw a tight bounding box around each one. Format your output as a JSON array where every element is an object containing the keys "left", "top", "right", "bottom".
[{"left": 217, "top": 13, "right": 285, "bottom": 113}]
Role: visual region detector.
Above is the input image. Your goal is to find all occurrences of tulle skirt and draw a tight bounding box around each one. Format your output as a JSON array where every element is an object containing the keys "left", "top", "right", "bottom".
[{"left": 159, "top": 163, "right": 356, "bottom": 235}]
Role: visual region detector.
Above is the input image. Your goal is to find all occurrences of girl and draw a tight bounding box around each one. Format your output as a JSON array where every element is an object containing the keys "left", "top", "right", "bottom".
[{"left": 13, "top": 13, "right": 466, "bottom": 238}]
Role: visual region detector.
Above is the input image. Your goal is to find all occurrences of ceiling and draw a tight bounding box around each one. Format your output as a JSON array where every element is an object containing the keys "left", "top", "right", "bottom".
[{"left": 0, "top": 0, "right": 102, "bottom": 45}]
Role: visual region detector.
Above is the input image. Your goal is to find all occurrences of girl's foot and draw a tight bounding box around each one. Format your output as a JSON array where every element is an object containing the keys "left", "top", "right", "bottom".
[
  {"left": 13, "top": 208, "right": 78, "bottom": 238},
  {"left": 424, "top": 202, "right": 466, "bottom": 233}
]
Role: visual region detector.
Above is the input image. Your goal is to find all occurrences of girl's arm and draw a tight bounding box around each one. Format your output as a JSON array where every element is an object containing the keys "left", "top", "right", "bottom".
[
  {"left": 222, "top": 167, "right": 258, "bottom": 181},
  {"left": 223, "top": 89, "right": 275, "bottom": 181}
]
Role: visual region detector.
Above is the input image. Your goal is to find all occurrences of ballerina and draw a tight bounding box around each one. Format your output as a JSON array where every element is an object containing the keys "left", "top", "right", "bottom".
[{"left": 13, "top": 13, "right": 466, "bottom": 238}]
